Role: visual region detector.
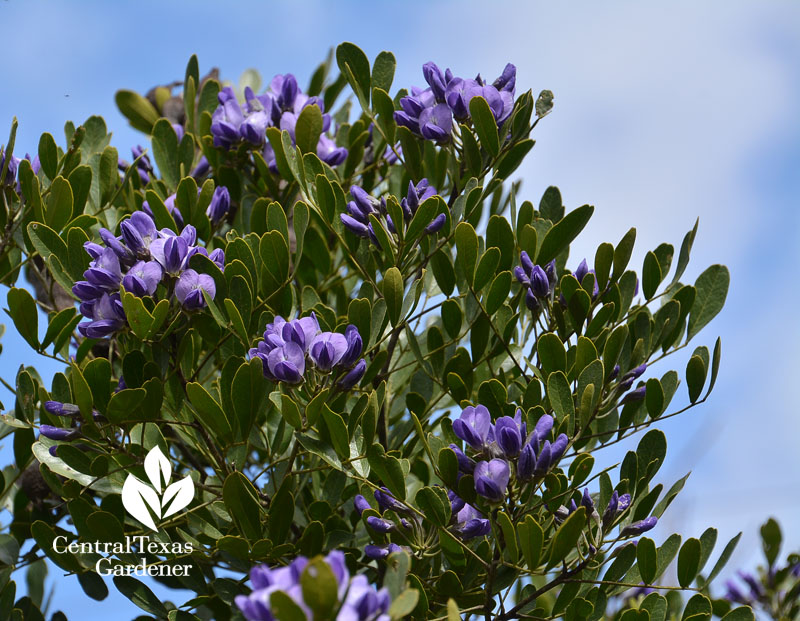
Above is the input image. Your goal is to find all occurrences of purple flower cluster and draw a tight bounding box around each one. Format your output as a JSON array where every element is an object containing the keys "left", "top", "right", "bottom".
[
  {"left": 340, "top": 180, "right": 445, "bottom": 245},
  {"left": 355, "top": 488, "right": 414, "bottom": 556},
  {"left": 249, "top": 314, "right": 366, "bottom": 386},
  {"left": 72, "top": 209, "right": 224, "bottom": 337},
  {"left": 235, "top": 551, "right": 390, "bottom": 621},
  {"left": 142, "top": 185, "right": 231, "bottom": 230},
  {"left": 448, "top": 491, "right": 491, "bottom": 540},
  {"left": 211, "top": 75, "right": 347, "bottom": 168},
  {"left": 394, "top": 61, "right": 516, "bottom": 143},
  {"left": 514, "top": 251, "right": 556, "bottom": 312},
  {"left": 451, "top": 406, "right": 568, "bottom": 503},
  {"left": 39, "top": 399, "right": 106, "bottom": 456}
]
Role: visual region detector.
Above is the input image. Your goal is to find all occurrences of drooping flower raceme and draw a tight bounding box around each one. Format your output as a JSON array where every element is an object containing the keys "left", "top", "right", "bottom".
[
  {"left": 514, "top": 251, "right": 556, "bottom": 312},
  {"left": 249, "top": 314, "right": 365, "bottom": 387},
  {"left": 235, "top": 551, "right": 391, "bottom": 621}
]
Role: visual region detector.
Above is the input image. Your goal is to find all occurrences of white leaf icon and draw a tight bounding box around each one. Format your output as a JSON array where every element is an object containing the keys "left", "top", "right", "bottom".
[
  {"left": 161, "top": 476, "right": 194, "bottom": 519},
  {"left": 122, "top": 476, "right": 161, "bottom": 531},
  {"left": 144, "top": 446, "right": 171, "bottom": 493}
]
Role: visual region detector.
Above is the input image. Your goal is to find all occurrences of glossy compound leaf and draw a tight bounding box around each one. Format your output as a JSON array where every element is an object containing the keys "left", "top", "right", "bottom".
[
  {"left": 686, "top": 355, "right": 707, "bottom": 403},
  {"left": 677, "top": 537, "right": 702, "bottom": 588},
  {"left": 112, "top": 576, "right": 168, "bottom": 617},
  {"left": 336, "top": 42, "right": 371, "bottom": 109},
  {"left": 223, "top": 471, "right": 264, "bottom": 541},
  {"left": 6, "top": 288, "right": 39, "bottom": 351},
  {"left": 518, "top": 515, "right": 544, "bottom": 570},
  {"left": 642, "top": 251, "right": 662, "bottom": 299},
  {"left": 469, "top": 96, "right": 500, "bottom": 157},
  {"left": 300, "top": 558, "right": 338, "bottom": 618},
  {"left": 705, "top": 532, "right": 741, "bottom": 584},
  {"left": 371, "top": 50, "right": 396, "bottom": 93},
  {"left": 537, "top": 204, "right": 594, "bottom": 265},
  {"left": 150, "top": 119, "right": 180, "bottom": 188},
  {"left": 115, "top": 90, "right": 160, "bottom": 134},
  {"left": 760, "top": 517, "right": 781, "bottom": 566},
  {"left": 687, "top": 265, "right": 729, "bottom": 341},
  {"left": 455, "top": 222, "right": 478, "bottom": 286},
  {"left": 383, "top": 267, "right": 404, "bottom": 326},
  {"left": 388, "top": 589, "right": 419, "bottom": 620},
  {"left": 671, "top": 218, "right": 699, "bottom": 286},
  {"left": 295, "top": 104, "right": 323, "bottom": 155},
  {"left": 186, "top": 382, "right": 233, "bottom": 443},
  {"left": 548, "top": 507, "right": 586, "bottom": 568},
  {"left": 496, "top": 511, "right": 519, "bottom": 563},
  {"left": 637, "top": 537, "right": 657, "bottom": 584},
  {"left": 547, "top": 371, "right": 574, "bottom": 425},
  {"left": 721, "top": 607, "right": 755, "bottom": 621},
  {"left": 38, "top": 132, "right": 58, "bottom": 179}
]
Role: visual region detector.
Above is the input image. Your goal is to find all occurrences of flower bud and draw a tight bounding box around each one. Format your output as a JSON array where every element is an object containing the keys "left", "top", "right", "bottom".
[
  {"left": 39, "top": 425, "right": 79, "bottom": 441},
  {"left": 621, "top": 516, "right": 658, "bottom": 536},
  {"left": 366, "top": 516, "right": 396, "bottom": 533}
]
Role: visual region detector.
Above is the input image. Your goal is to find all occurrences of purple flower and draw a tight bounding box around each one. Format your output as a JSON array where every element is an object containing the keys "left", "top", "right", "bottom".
[
  {"left": 452, "top": 405, "right": 494, "bottom": 450},
  {"left": 530, "top": 265, "right": 550, "bottom": 298},
  {"left": 401, "top": 179, "right": 437, "bottom": 220},
  {"left": 366, "top": 516, "right": 396, "bottom": 533},
  {"left": 208, "top": 248, "right": 225, "bottom": 271},
  {"left": 517, "top": 442, "right": 537, "bottom": 480},
  {"left": 149, "top": 233, "right": 190, "bottom": 275},
  {"left": 425, "top": 213, "right": 447, "bottom": 235},
  {"left": 725, "top": 580, "right": 749, "bottom": 605},
  {"left": 338, "top": 359, "right": 366, "bottom": 390},
  {"left": 449, "top": 443, "right": 476, "bottom": 473},
  {"left": 0, "top": 152, "right": 20, "bottom": 186},
  {"left": 39, "top": 425, "right": 79, "bottom": 441},
  {"left": 341, "top": 213, "right": 370, "bottom": 238},
  {"left": 122, "top": 260, "right": 163, "bottom": 297},
  {"left": 448, "top": 490, "right": 465, "bottom": 515},
  {"left": 175, "top": 269, "right": 216, "bottom": 310},
  {"left": 120, "top": 212, "right": 158, "bottom": 258},
  {"left": 374, "top": 487, "right": 409, "bottom": 515},
  {"left": 495, "top": 416, "right": 523, "bottom": 457},
  {"left": 78, "top": 293, "right": 126, "bottom": 338},
  {"left": 620, "top": 386, "right": 647, "bottom": 405},
  {"left": 308, "top": 332, "right": 348, "bottom": 371},
  {"left": 452, "top": 503, "right": 491, "bottom": 539},
  {"left": 339, "top": 574, "right": 391, "bottom": 620},
  {"left": 533, "top": 441, "right": 552, "bottom": 476},
  {"left": 190, "top": 156, "right": 210, "bottom": 179},
  {"left": 72, "top": 280, "right": 105, "bottom": 302},
  {"left": 44, "top": 401, "right": 80, "bottom": 417},
  {"left": 206, "top": 186, "right": 231, "bottom": 225},
  {"left": 419, "top": 103, "right": 453, "bottom": 142},
  {"left": 620, "top": 363, "right": 647, "bottom": 390},
  {"left": 621, "top": 516, "right": 658, "bottom": 537},
  {"left": 211, "top": 87, "right": 246, "bottom": 148},
  {"left": 544, "top": 259, "right": 557, "bottom": 287},
  {"left": 533, "top": 414, "right": 554, "bottom": 442},
  {"left": 574, "top": 259, "right": 590, "bottom": 284},
  {"left": 316, "top": 134, "right": 348, "bottom": 166},
  {"left": 581, "top": 488, "right": 595, "bottom": 512},
  {"left": 339, "top": 325, "right": 363, "bottom": 367},
  {"left": 474, "top": 458, "right": 510, "bottom": 502},
  {"left": 603, "top": 490, "right": 621, "bottom": 529},
  {"left": 265, "top": 343, "right": 306, "bottom": 384},
  {"left": 354, "top": 494, "right": 371, "bottom": 515},
  {"left": 84, "top": 247, "right": 123, "bottom": 290},
  {"left": 525, "top": 289, "right": 540, "bottom": 312},
  {"left": 364, "top": 543, "right": 402, "bottom": 560},
  {"left": 422, "top": 62, "right": 449, "bottom": 102},
  {"left": 492, "top": 63, "right": 517, "bottom": 93},
  {"left": 550, "top": 433, "right": 569, "bottom": 463}
]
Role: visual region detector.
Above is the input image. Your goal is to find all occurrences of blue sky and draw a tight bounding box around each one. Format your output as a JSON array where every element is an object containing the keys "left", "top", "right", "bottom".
[{"left": 1, "top": 0, "right": 799, "bottom": 617}]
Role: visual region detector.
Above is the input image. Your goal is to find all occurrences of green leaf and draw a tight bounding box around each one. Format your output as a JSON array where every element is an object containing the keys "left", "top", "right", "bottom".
[
  {"left": 474, "top": 247, "right": 500, "bottom": 292},
  {"left": 687, "top": 265, "right": 729, "bottom": 341},
  {"left": 415, "top": 487, "right": 450, "bottom": 527},
  {"left": 642, "top": 251, "right": 662, "bottom": 299},
  {"left": 383, "top": 267, "right": 404, "bottom": 326},
  {"left": 671, "top": 218, "right": 698, "bottom": 286},
  {"left": 300, "top": 558, "right": 338, "bottom": 618},
  {"left": 389, "top": 589, "right": 419, "bottom": 620},
  {"left": 613, "top": 228, "right": 637, "bottom": 281},
  {"left": 115, "top": 90, "right": 160, "bottom": 134},
  {"left": 322, "top": 406, "right": 350, "bottom": 460},
  {"left": 496, "top": 511, "right": 519, "bottom": 563},
  {"left": 469, "top": 96, "right": 500, "bottom": 157},
  {"left": 547, "top": 371, "right": 574, "bottom": 425},
  {"left": 112, "top": 576, "right": 168, "bottom": 617},
  {"left": 371, "top": 50, "right": 396, "bottom": 93},
  {"left": 537, "top": 332, "right": 566, "bottom": 375},
  {"left": 295, "top": 104, "right": 323, "bottom": 154},
  {"left": 655, "top": 534, "right": 682, "bottom": 582},
  {"left": 6, "top": 288, "right": 39, "bottom": 351},
  {"left": 645, "top": 377, "right": 665, "bottom": 417},
  {"left": 336, "top": 42, "right": 372, "bottom": 109},
  {"left": 46, "top": 176, "right": 73, "bottom": 230},
  {"left": 223, "top": 471, "right": 264, "bottom": 541},
  {"left": 721, "top": 607, "right": 755, "bottom": 621},
  {"left": 151, "top": 119, "right": 180, "bottom": 188},
  {"left": 637, "top": 537, "right": 657, "bottom": 584},
  {"left": 486, "top": 271, "right": 512, "bottom": 315},
  {"left": 760, "top": 517, "right": 781, "bottom": 566},
  {"left": 677, "top": 537, "right": 702, "bottom": 588},
  {"left": 537, "top": 204, "right": 594, "bottom": 265},
  {"left": 38, "top": 132, "right": 58, "bottom": 179},
  {"left": 518, "top": 515, "right": 544, "bottom": 570},
  {"left": 685, "top": 355, "right": 707, "bottom": 403},
  {"left": 706, "top": 532, "right": 741, "bottom": 583},
  {"left": 455, "top": 222, "right": 478, "bottom": 286},
  {"left": 431, "top": 249, "right": 456, "bottom": 296},
  {"left": 270, "top": 590, "right": 307, "bottom": 621},
  {"left": 548, "top": 506, "right": 586, "bottom": 567},
  {"left": 186, "top": 382, "right": 233, "bottom": 442}
]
